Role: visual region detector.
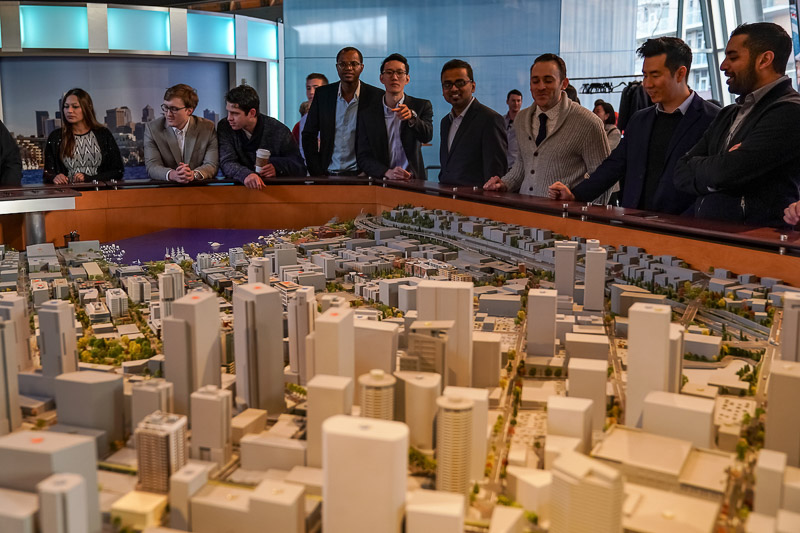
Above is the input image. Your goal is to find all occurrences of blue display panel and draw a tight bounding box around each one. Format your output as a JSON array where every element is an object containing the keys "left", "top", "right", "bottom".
[
  {"left": 107, "top": 8, "right": 170, "bottom": 52},
  {"left": 20, "top": 5, "right": 89, "bottom": 49},
  {"left": 247, "top": 20, "right": 278, "bottom": 60},
  {"left": 187, "top": 13, "right": 234, "bottom": 56}
]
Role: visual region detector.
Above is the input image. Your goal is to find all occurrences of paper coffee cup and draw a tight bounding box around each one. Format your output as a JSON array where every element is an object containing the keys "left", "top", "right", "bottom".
[{"left": 255, "top": 149, "right": 271, "bottom": 172}]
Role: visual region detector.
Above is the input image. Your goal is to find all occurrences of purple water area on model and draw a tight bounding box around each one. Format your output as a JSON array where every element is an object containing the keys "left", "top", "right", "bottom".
[{"left": 105, "top": 228, "right": 275, "bottom": 263}]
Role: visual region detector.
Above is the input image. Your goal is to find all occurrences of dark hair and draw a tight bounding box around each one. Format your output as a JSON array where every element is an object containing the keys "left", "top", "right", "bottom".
[
  {"left": 441, "top": 59, "right": 474, "bottom": 81},
  {"left": 225, "top": 85, "right": 260, "bottom": 114},
  {"left": 381, "top": 53, "right": 410, "bottom": 74},
  {"left": 60, "top": 88, "right": 103, "bottom": 160},
  {"left": 531, "top": 53, "right": 567, "bottom": 80},
  {"left": 731, "top": 22, "right": 792, "bottom": 75},
  {"left": 565, "top": 84, "right": 580, "bottom": 104},
  {"left": 637, "top": 37, "right": 693, "bottom": 75},
  {"left": 507, "top": 89, "right": 522, "bottom": 100},
  {"left": 594, "top": 98, "right": 606, "bottom": 108},
  {"left": 336, "top": 46, "right": 363, "bottom": 64},
  {"left": 595, "top": 101, "right": 616, "bottom": 125},
  {"left": 164, "top": 84, "right": 198, "bottom": 109},
  {"left": 306, "top": 73, "right": 329, "bottom": 84}
]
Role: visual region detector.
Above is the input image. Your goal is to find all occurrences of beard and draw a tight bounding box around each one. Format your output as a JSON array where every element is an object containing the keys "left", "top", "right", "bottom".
[{"left": 727, "top": 58, "right": 758, "bottom": 95}]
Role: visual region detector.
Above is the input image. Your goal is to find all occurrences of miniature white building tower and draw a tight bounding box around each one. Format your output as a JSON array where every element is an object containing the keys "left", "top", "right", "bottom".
[
  {"left": 547, "top": 395, "right": 594, "bottom": 453},
  {"left": 444, "top": 386, "right": 489, "bottom": 482},
  {"left": 0, "top": 318, "right": 21, "bottom": 435},
  {"left": 781, "top": 292, "right": 800, "bottom": 362},
  {"left": 555, "top": 241, "right": 578, "bottom": 298},
  {"left": 436, "top": 395, "right": 473, "bottom": 497},
  {"left": 163, "top": 291, "right": 221, "bottom": 417},
  {"left": 248, "top": 256, "right": 271, "bottom": 284},
  {"left": 135, "top": 411, "right": 188, "bottom": 493},
  {"left": 754, "top": 449, "right": 787, "bottom": 516},
  {"left": 314, "top": 307, "right": 355, "bottom": 382},
  {"left": 158, "top": 263, "right": 185, "bottom": 318},
  {"left": 0, "top": 293, "right": 32, "bottom": 371},
  {"left": 267, "top": 244, "right": 297, "bottom": 275},
  {"left": 765, "top": 361, "right": 800, "bottom": 467},
  {"left": 105, "top": 288, "right": 128, "bottom": 318},
  {"left": 550, "top": 451, "right": 624, "bottom": 533},
  {"left": 359, "top": 369, "right": 396, "bottom": 420},
  {"left": 233, "top": 283, "right": 286, "bottom": 415},
  {"left": 626, "top": 302, "right": 672, "bottom": 428},
  {"left": 416, "top": 280, "right": 474, "bottom": 387},
  {"left": 190, "top": 385, "right": 232, "bottom": 467},
  {"left": 583, "top": 246, "right": 607, "bottom": 312},
  {"left": 407, "top": 320, "right": 451, "bottom": 376},
  {"left": 567, "top": 358, "right": 607, "bottom": 430},
  {"left": 394, "top": 371, "right": 441, "bottom": 451},
  {"left": 287, "top": 286, "right": 316, "bottom": 385},
  {"left": 667, "top": 323, "right": 686, "bottom": 393},
  {"left": 126, "top": 276, "right": 151, "bottom": 304},
  {"left": 527, "top": 289, "right": 557, "bottom": 356},
  {"left": 322, "top": 415, "right": 408, "bottom": 533},
  {"left": 38, "top": 300, "right": 78, "bottom": 378},
  {"left": 37, "top": 473, "right": 88, "bottom": 533},
  {"left": 307, "top": 375, "right": 353, "bottom": 468},
  {"left": 131, "top": 379, "right": 174, "bottom": 436}
]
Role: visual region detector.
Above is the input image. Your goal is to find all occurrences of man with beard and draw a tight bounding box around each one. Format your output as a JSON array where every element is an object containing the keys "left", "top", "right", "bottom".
[{"left": 674, "top": 22, "right": 800, "bottom": 227}]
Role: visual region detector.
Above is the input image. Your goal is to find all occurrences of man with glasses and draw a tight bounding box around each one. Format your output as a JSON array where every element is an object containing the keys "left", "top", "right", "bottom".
[
  {"left": 439, "top": 59, "right": 507, "bottom": 186},
  {"left": 302, "top": 46, "right": 383, "bottom": 176},
  {"left": 357, "top": 53, "right": 433, "bottom": 180},
  {"left": 144, "top": 84, "right": 218, "bottom": 183}
]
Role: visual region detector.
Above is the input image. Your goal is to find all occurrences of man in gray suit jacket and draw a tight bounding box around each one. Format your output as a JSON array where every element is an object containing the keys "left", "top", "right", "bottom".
[{"left": 144, "top": 84, "right": 218, "bottom": 183}]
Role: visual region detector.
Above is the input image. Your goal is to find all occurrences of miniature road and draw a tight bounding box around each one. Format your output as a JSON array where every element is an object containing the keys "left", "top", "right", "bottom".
[
  {"left": 755, "top": 309, "right": 782, "bottom": 405},
  {"left": 605, "top": 320, "right": 626, "bottom": 416}
]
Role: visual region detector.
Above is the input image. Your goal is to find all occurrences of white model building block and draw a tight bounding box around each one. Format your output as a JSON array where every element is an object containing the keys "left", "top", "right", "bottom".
[
  {"left": 54, "top": 371, "right": 124, "bottom": 452},
  {"left": 564, "top": 332, "right": 609, "bottom": 362},
  {"left": 169, "top": 462, "right": 213, "bottom": 531},
  {"left": 556, "top": 314, "right": 576, "bottom": 344},
  {"left": 135, "top": 412, "right": 188, "bottom": 494},
  {"left": 784, "top": 466, "right": 800, "bottom": 512},
  {"left": 545, "top": 435, "right": 582, "bottom": 470},
  {"left": 315, "top": 307, "right": 355, "bottom": 383},
  {"left": 284, "top": 465, "right": 323, "bottom": 497},
  {"left": 110, "top": 491, "right": 167, "bottom": 531},
  {"left": 249, "top": 479, "right": 305, "bottom": 533},
  {"left": 0, "top": 431, "right": 100, "bottom": 533},
  {"left": 239, "top": 433, "right": 306, "bottom": 471},
  {"left": 583, "top": 246, "right": 607, "bottom": 312},
  {"left": 623, "top": 483, "right": 720, "bottom": 533},
  {"left": 354, "top": 319, "right": 399, "bottom": 399},
  {"left": 472, "top": 331, "right": 502, "bottom": 389},
  {"left": 306, "top": 375, "right": 353, "bottom": 468},
  {"left": 38, "top": 300, "right": 78, "bottom": 378},
  {"left": 0, "top": 487, "right": 37, "bottom": 533},
  {"left": 684, "top": 332, "right": 722, "bottom": 359},
  {"left": 190, "top": 385, "right": 232, "bottom": 467},
  {"left": 488, "top": 505, "right": 525, "bottom": 533},
  {"left": 555, "top": 241, "right": 578, "bottom": 298},
  {"left": 359, "top": 369, "right": 396, "bottom": 420},
  {"left": 322, "top": 415, "right": 408, "bottom": 533},
  {"left": 755, "top": 449, "right": 787, "bottom": 516},
  {"left": 416, "top": 280, "right": 474, "bottom": 387},
  {"left": 642, "top": 391, "right": 715, "bottom": 449},
  {"left": 398, "top": 284, "right": 417, "bottom": 312},
  {"left": 232, "top": 408, "right": 267, "bottom": 445},
  {"left": 528, "top": 289, "right": 557, "bottom": 356},
  {"left": 37, "top": 473, "right": 87, "bottom": 533},
  {"left": 667, "top": 323, "right": 685, "bottom": 394},
  {"left": 406, "top": 489, "right": 465, "bottom": 532},
  {"left": 131, "top": 379, "right": 174, "bottom": 437},
  {"left": 287, "top": 286, "right": 315, "bottom": 385},
  {"left": 547, "top": 396, "right": 593, "bottom": 453},
  {"left": 506, "top": 466, "right": 552, "bottom": 520},
  {"left": 444, "top": 386, "right": 489, "bottom": 482},
  {"left": 766, "top": 361, "right": 800, "bottom": 467},
  {"left": 567, "top": 358, "right": 607, "bottom": 430},
  {"left": 436, "top": 396, "right": 473, "bottom": 496},
  {"left": 507, "top": 442, "right": 529, "bottom": 467},
  {"left": 0, "top": 317, "right": 21, "bottom": 436},
  {"left": 233, "top": 283, "right": 286, "bottom": 416},
  {"left": 626, "top": 302, "right": 672, "bottom": 428},
  {"left": 778, "top": 510, "right": 800, "bottom": 533},
  {"left": 0, "top": 293, "right": 32, "bottom": 372},
  {"left": 782, "top": 292, "right": 800, "bottom": 362},
  {"left": 247, "top": 257, "right": 270, "bottom": 284},
  {"left": 394, "top": 371, "right": 441, "bottom": 450},
  {"left": 746, "top": 513, "right": 776, "bottom": 533}
]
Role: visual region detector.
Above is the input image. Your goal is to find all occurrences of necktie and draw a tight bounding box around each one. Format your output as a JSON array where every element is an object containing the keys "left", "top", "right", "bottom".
[
  {"left": 175, "top": 128, "right": 185, "bottom": 154},
  {"left": 536, "top": 114, "right": 548, "bottom": 146}
]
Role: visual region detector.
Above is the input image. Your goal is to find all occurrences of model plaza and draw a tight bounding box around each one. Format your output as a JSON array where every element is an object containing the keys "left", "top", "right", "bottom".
[{"left": 0, "top": 204, "right": 797, "bottom": 532}]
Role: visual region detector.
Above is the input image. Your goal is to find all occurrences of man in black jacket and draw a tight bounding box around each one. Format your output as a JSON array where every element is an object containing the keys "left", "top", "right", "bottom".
[
  {"left": 302, "top": 46, "right": 383, "bottom": 176},
  {"left": 0, "top": 119, "right": 22, "bottom": 186},
  {"left": 674, "top": 22, "right": 800, "bottom": 227},
  {"left": 357, "top": 53, "right": 433, "bottom": 180}
]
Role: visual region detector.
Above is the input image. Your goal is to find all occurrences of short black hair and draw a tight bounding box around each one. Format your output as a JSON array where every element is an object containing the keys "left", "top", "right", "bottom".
[
  {"left": 731, "top": 22, "right": 792, "bottom": 75},
  {"left": 336, "top": 46, "right": 363, "bottom": 64},
  {"left": 381, "top": 53, "right": 409, "bottom": 74},
  {"left": 306, "top": 73, "right": 329, "bottom": 84},
  {"left": 531, "top": 53, "right": 567, "bottom": 80},
  {"left": 441, "top": 59, "right": 473, "bottom": 81},
  {"left": 637, "top": 37, "right": 693, "bottom": 75},
  {"left": 595, "top": 101, "right": 616, "bottom": 125},
  {"left": 593, "top": 98, "right": 606, "bottom": 108},
  {"left": 507, "top": 89, "right": 522, "bottom": 100},
  {"left": 225, "top": 85, "right": 260, "bottom": 114}
]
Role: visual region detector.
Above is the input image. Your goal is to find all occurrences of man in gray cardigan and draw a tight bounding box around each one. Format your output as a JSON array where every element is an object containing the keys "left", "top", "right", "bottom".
[{"left": 484, "top": 54, "right": 610, "bottom": 200}]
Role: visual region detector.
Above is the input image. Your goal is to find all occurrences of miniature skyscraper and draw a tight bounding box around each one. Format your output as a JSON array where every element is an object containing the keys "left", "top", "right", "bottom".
[
  {"left": 555, "top": 241, "right": 578, "bottom": 298},
  {"left": 314, "top": 307, "right": 355, "bottom": 381},
  {"left": 158, "top": 263, "right": 185, "bottom": 318},
  {"left": 358, "top": 369, "right": 396, "bottom": 420},
  {"left": 287, "top": 286, "right": 315, "bottom": 385},
  {"left": 135, "top": 411, "right": 188, "bottom": 493},
  {"left": 190, "top": 385, "right": 232, "bottom": 467},
  {"left": 444, "top": 386, "right": 489, "bottom": 482},
  {"left": 163, "top": 291, "right": 221, "bottom": 416},
  {"left": 567, "top": 358, "right": 607, "bottom": 430},
  {"left": 248, "top": 257, "right": 270, "bottom": 284},
  {"left": 322, "top": 415, "right": 408, "bottom": 533},
  {"left": 527, "top": 289, "right": 557, "bottom": 356},
  {"left": 394, "top": 371, "right": 441, "bottom": 451},
  {"left": 0, "top": 293, "right": 32, "bottom": 371},
  {"left": 407, "top": 320, "right": 451, "bottom": 376},
  {"left": 131, "top": 379, "right": 174, "bottom": 436},
  {"left": 583, "top": 246, "right": 607, "bottom": 312},
  {"left": 307, "top": 375, "right": 353, "bottom": 468},
  {"left": 37, "top": 473, "right": 88, "bottom": 533},
  {"left": 233, "top": 283, "right": 286, "bottom": 415},
  {"left": 782, "top": 292, "right": 800, "bottom": 362},
  {"left": 765, "top": 361, "right": 800, "bottom": 467},
  {"left": 626, "top": 302, "right": 672, "bottom": 428},
  {"left": 436, "top": 395, "right": 473, "bottom": 497},
  {"left": 38, "top": 300, "right": 78, "bottom": 378},
  {"left": 268, "top": 244, "right": 297, "bottom": 275},
  {"left": 0, "top": 318, "right": 21, "bottom": 435},
  {"left": 416, "top": 280, "right": 473, "bottom": 387}
]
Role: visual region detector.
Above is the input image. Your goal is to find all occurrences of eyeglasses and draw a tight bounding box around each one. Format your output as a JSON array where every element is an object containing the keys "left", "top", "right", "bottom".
[
  {"left": 161, "top": 104, "right": 187, "bottom": 114},
  {"left": 381, "top": 69, "right": 407, "bottom": 78},
  {"left": 336, "top": 61, "right": 362, "bottom": 70},
  {"left": 442, "top": 79, "right": 472, "bottom": 90}
]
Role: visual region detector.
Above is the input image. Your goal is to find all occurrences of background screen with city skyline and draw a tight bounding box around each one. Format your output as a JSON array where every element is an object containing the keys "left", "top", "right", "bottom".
[{"left": 1, "top": 56, "right": 228, "bottom": 182}]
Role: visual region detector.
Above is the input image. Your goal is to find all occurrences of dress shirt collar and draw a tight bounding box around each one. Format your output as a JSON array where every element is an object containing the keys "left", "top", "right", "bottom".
[
  {"left": 735, "top": 75, "right": 789, "bottom": 106},
  {"left": 383, "top": 94, "right": 406, "bottom": 115},
  {"left": 449, "top": 97, "right": 475, "bottom": 121},
  {"left": 337, "top": 81, "right": 361, "bottom": 103},
  {"left": 655, "top": 90, "right": 695, "bottom": 115},
  {"left": 172, "top": 117, "right": 190, "bottom": 136}
]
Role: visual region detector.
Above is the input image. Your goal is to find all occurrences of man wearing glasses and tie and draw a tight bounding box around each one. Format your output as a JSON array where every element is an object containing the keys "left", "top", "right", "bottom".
[
  {"left": 144, "top": 84, "right": 219, "bottom": 183},
  {"left": 302, "top": 46, "right": 383, "bottom": 176}
]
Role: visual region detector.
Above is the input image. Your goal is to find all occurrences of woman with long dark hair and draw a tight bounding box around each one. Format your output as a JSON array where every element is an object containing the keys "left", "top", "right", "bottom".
[{"left": 44, "top": 88, "right": 123, "bottom": 184}]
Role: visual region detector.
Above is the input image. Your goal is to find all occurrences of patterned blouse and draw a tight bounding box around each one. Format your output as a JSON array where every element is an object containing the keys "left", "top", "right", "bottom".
[{"left": 62, "top": 131, "right": 102, "bottom": 178}]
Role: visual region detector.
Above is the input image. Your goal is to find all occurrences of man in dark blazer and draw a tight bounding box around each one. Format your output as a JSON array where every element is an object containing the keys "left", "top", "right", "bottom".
[
  {"left": 0, "top": 119, "right": 21, "bottom": 186},
  {"left": 302, "top": 46, "right": 383, "bottom": 176},
  {"left": 438, "top": 59, "right": 507, "bottom": 186},
  {"left": 144, "top": 84, "right": 218, "bottom": 182},
  {"left": 549, "top": 37, "right": 718, "bottom": 214},
  {"left": 357, "top": 53, "right": 433, "bottom": 180},
  {"left": 675, "top": 23, "right": 800, "bottom": 227}
]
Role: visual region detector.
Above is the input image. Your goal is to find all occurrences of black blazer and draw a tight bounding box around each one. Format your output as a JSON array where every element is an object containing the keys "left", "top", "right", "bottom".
[
  {"left": 439, "top": 98, "right": 507, "bottom": 186},
  {"left": 44, "top": 127, "right": 124, "bottom": 183},
  {"left": 302, "top": 81, "right": 383, "bottom": 176},
  {"left": 356, "top": 94, "right": 433, "bottom": 180},
  {"left": 674, "top": 78, "right": 800, "bottom": 227},
  {"left": 572, "top": 94, "right": 719, "bottom": 214},
  {"left": 0, "top": 119, "right": 21, "bottom": 186}
]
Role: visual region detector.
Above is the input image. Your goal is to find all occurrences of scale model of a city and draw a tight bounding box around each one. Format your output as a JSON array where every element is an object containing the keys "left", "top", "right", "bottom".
[{"left": 1, "top": 204, "right": 799, "bottom": 532}]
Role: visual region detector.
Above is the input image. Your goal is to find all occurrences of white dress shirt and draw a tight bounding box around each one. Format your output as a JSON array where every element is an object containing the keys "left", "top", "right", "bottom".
[
  {"left": 328, "top": 81, "right": 361, "bottom": 172},
  {"left": 447, "top": 97, "right": 475, "bottom": 151}
]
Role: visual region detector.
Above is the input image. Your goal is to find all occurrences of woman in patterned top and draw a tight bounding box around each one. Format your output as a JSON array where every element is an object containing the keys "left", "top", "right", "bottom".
[{"left": 44, "top": 88, "right": 124, "bottom": 184}]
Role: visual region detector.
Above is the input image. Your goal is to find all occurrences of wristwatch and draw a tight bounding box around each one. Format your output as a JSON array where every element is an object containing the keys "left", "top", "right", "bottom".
[
  {"left": 408, "top": 109, "right": 418, "bottom": 125},
  {"left": 194, "top": 171, "right": 203, "bottom": 181}
]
